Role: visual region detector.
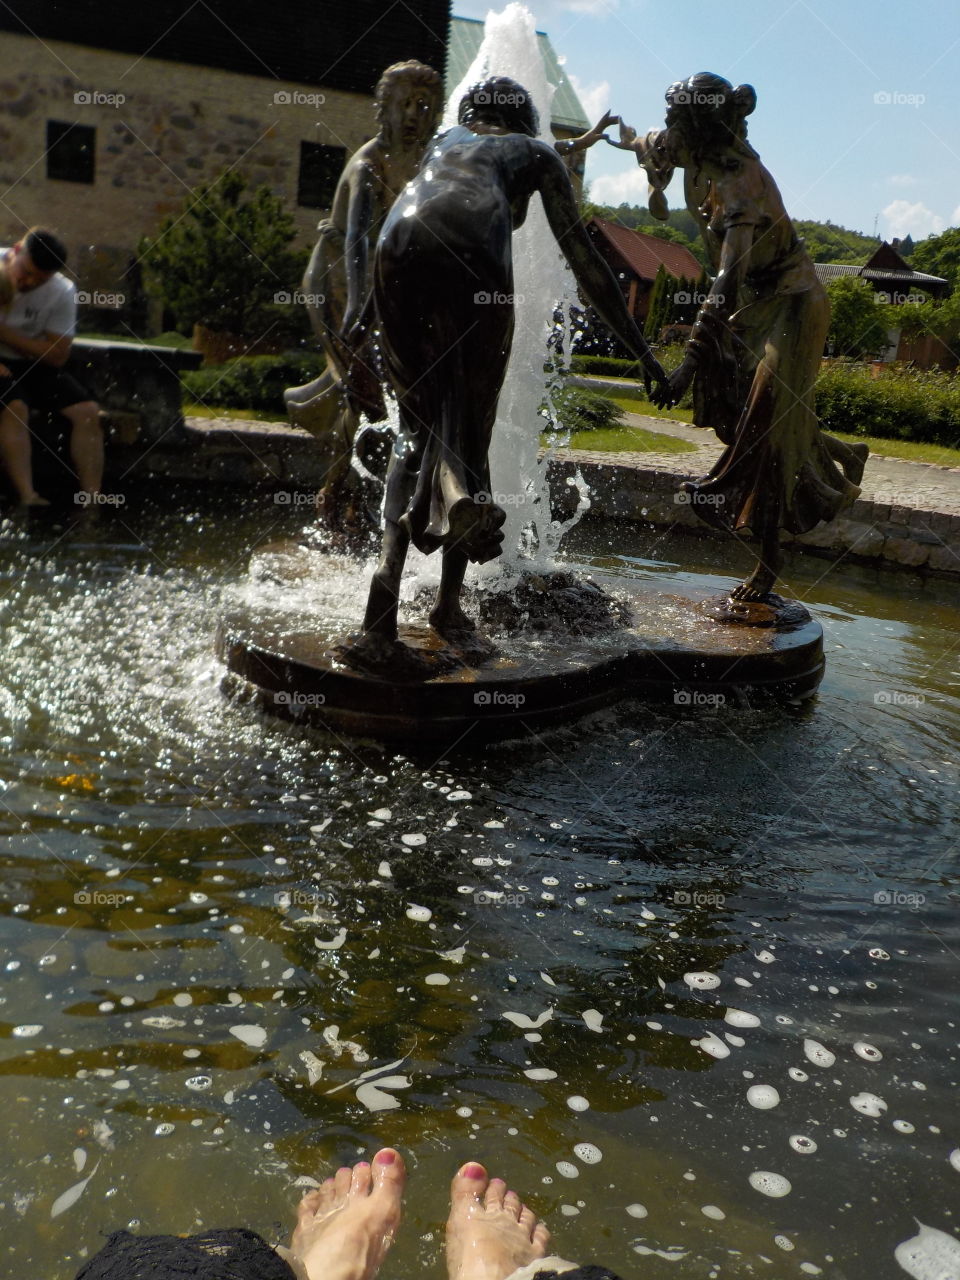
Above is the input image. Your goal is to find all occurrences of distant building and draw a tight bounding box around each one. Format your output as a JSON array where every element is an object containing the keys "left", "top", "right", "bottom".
[
  {"left": 0, "top": 0, "right": 450, "bottom": 323},
  {"left": 814, "top": 241, "right": 949, "bottom": 304},
  {"left": 815, "top": 242, "right": 952, "bottom": 366},
  {"left": 586, "top": 217, "right": 703, "bottom": 322},
  {"left": 446, "top": 16, "right": 590, "bottom": 186}
]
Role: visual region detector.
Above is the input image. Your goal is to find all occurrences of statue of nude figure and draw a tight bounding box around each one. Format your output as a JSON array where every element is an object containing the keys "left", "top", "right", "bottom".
[{"left": 342, "top": 78, "right": 670, "bottom": 676}]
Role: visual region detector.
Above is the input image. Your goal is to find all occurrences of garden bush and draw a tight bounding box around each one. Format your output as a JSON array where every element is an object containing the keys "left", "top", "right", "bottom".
[
  {"left": 541, "top": 385, "right": 626, "bottom": 433},
  {"left": 814, "top": 363, "right": 960, "bottom": 447},
  {"left": 183, "top": 352, "right": 326, "bottom": 413}
]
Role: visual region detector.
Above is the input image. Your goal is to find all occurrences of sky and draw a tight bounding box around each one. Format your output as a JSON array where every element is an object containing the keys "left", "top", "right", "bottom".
[{"left": 451, "top": 0, "right": 960, "bottom": 243}]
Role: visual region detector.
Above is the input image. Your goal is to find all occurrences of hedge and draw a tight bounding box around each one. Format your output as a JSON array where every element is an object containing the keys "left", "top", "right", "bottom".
[
  {"left": 183, "top": 352, "right": 325, "bottom": 413},
  {"left": 814, "top": 364, "right": 960, "bottom": 447}
]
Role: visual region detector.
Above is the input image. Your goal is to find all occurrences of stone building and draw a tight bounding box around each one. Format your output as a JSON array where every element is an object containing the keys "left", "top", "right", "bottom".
[{"left": 0, "top": 1, "right": 450, "bottom": 326}]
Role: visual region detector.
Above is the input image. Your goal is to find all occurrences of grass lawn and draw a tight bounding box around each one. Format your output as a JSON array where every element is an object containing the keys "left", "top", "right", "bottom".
[
  {"left": 601, "top": 384, "right": 960, "bottom": 468},
  {"left": 184, "top": 401, "right": 286, "bottom": 423},
  {"left": 544, "top": 425, "right": 696, "bottom": 454}
]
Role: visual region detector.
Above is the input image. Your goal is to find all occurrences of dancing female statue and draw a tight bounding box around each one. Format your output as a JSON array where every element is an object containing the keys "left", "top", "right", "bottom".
[
  {"left": 614, "top": 74, "right": 867, "bottom": 605},
  {"left": 346, "top": 78, "right": 669, "bottom": 673}
]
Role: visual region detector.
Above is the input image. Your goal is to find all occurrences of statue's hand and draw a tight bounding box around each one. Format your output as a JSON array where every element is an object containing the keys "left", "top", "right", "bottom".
[
  {"left": 618, "top": 119, "right": 638, "bottom": 148},
  {"left": 643, "top": 357, "right": 673, "bottom": 408}
]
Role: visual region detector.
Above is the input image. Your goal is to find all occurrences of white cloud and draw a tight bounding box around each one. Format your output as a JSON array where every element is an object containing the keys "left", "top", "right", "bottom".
[
  {"left": 953, "top": 204, "right": 960, "bottom": 226},
  {"left": 887, "top": 173, "right": 918, "bottom": 188},
  {"left": 589, "top": 166, "right": 649, "bottom": 206},
  {"left": 881, "top": 200, "right": 945, "bottom": 240},
  {"left": 568, "top": 73, "right": 611, "bottom": 124}
]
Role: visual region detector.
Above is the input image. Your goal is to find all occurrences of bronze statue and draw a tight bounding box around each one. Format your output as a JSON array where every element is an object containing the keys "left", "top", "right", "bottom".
[
  {"left": 344, "top": 78, "right": 669, "bottom": 674},
  {"left": 613, "top": 74, "right": 867, "bottom": 605},
  {"left": 284, "top": 61, "right": 444, "bottom": 524}
]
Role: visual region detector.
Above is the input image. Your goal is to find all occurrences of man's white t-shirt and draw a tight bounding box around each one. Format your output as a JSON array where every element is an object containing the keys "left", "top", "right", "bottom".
[{"left": 0, "top": 247, "right": 76, "bottom": 361}]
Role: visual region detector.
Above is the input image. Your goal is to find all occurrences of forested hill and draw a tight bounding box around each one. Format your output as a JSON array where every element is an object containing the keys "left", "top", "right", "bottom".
[{"left": 584, "top": 201, "right": 881, "bottom": 267}]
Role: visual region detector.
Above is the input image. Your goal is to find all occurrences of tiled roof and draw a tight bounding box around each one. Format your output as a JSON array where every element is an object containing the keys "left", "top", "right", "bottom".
[
  {"left": 447, "top": 16, "right": 589, "bottom": 131},
  {"left": 588, "top": 217, "right": 703, "bottom": 283},
  {"left": 814, "top": 263, "right": 948, "bottom": 286}
]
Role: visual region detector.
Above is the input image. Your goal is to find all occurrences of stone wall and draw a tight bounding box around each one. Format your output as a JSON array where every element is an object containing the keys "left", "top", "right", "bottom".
[{"left": 0, "top": 33, "right": 384, "bottom": 297}]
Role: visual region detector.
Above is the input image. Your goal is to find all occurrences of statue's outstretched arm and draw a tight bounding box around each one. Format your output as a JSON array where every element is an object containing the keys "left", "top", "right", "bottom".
[
  {"left": 343, "top": 163, "right": 377, "bottom": 335},
  {"left": 535, "top": 145, "right": 668, "bottom": 397},
  {"left": 555, "top": 110, "right": 619, "bottom": 156}
]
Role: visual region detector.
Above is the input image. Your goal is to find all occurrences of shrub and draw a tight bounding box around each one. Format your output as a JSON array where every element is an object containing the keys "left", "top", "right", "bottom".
[
  {"left": 569, "top": 354, "right": 646, "bottom": 378},
  {"left": 183, "top": 352, "right": 326, "bottom": 413},
  {"left": 541, "top": 386, "right": 626, "bottom": 433},
  {"left": 815, "top": 363, "right": 960, "bottom": 446}
]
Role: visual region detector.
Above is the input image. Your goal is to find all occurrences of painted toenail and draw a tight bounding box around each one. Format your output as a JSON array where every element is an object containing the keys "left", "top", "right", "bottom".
[
  {"left": 461, "top": 1163, "right": 486, "bottom": 1179},
  {"left": 375, "top": 1150, "right": 397, "bottom": 1165}
]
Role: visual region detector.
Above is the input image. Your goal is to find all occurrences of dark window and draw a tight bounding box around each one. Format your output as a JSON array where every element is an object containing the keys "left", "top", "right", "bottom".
[
  {"left": 46, "top": 120, "right": 96, "bottom": 183},
  {"left": 297, "top": 142, "right": 345, "bottom": 209}
]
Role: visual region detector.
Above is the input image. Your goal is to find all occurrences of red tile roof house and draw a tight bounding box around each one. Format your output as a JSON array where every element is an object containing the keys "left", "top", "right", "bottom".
[{"left": 586, "top": 215, "right": 703, "bottom": 323}]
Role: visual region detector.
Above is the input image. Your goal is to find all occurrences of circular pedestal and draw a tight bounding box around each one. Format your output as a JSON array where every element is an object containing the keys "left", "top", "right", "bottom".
[{"left": 217, "top": 568, "right": 825, "bottom": 745}]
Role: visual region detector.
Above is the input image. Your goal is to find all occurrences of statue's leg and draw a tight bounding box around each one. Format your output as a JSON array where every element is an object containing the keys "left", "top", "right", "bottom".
[
  {"left": 732, "top": 505, "right": 782, "bottom": 602},
  {"left": 429, "top": 546, "right": 472, "bottom": 635},
  {"left": 362, "top": 445, "right": 418, "bottom": 640},
  {"left": 823, "top": 432, "right": 868, "bottom": 485}
]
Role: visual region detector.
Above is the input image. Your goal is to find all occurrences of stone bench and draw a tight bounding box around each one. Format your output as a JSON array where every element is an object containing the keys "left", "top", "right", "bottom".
[{"left": 25, "top": 337, "right": 203, "bottom": 498}]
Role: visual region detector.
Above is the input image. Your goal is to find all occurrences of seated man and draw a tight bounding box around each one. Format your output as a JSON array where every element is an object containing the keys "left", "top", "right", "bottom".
[{"left": 0, "top": 227, "right": 102, "bottom": 504}]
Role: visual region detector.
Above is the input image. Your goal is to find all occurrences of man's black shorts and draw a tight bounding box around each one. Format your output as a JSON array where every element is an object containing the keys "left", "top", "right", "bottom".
[{"left": 0, "top": 358, "right": 93, "bottom": 414}]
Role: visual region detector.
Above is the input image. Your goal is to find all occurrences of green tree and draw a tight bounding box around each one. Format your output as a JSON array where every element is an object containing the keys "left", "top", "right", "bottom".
[
  {"left": 644, "top": 263, "right": 670, "bottom": 340},
  {"left": 825, "top": 276, "right": 890, "bottom": 357},
  {"left": 139, "top": 170, "right": 308, "bottom": 338},
  {"left": 912, "top": 227, "right": 960, "bottom": 295}
]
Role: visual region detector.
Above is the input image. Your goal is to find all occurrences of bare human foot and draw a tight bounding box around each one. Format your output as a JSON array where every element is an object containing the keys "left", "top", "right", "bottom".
[
  {"left": 289, "top": 1148, "right": 405, "bottom": 1280},
  {"left": 446, "top": 1162, "right": 550, "bottom": 1280}
]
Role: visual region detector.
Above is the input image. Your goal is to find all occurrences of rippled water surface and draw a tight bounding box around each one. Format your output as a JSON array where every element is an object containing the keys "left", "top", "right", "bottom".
[{"left": 1, "top": 499, "right": 958, "bottom": 1280}]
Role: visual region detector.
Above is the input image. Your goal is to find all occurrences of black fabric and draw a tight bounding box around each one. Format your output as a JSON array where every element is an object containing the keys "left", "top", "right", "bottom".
[
  {"left": 534, "top": 1269, "right": 625, "bottom": 1280},
  {"left": 73, "top": 1228, "right": 298, "bottom": 1280},
  {"left": 0, "top": 357, "right": 92, "bottom": 412}
]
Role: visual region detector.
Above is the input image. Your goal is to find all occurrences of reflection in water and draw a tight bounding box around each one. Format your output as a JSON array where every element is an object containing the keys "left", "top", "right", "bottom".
[{"left": 0, "top": 500, "right": 958, "bottom": 1279}]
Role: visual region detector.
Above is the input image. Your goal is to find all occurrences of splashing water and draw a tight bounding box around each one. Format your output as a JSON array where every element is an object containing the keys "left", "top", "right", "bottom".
[{"left": 442, "top": 2, "right": 589, "bottom": 587}]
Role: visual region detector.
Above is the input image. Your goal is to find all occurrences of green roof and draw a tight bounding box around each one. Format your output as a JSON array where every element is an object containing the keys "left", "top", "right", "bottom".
[{"left": 447, "top": 15, "right": 590, "bottom": 133}]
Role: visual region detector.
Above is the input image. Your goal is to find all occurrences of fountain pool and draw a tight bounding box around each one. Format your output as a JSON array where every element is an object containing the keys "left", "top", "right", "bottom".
[{"left": 0, "top": 496, "right": 957, "bottom": 1279}]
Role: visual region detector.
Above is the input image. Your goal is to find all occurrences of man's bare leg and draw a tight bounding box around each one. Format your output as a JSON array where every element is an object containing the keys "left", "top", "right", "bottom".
[
  {"left": 62, "top": 400, "right": 104, "bottom": 497},
  {"left": 0, "top": 400, "right": 46, "bottom": 504},
  {"left": 446, "top": 1162, "right": 550, "bottom": 1280},
  {"left": 288, "top": 1148, "right": 405, "bottom": 1280}
]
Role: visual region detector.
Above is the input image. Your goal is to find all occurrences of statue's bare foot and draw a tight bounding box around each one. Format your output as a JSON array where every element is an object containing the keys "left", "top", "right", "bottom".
[
  {"left": 429, "top": 605, "right": 497, "bottom": 662},
  {"left": 731, "top": 564, "right": 777, "bottom": 603},
  {"left": 289, "top": 1148, "right": 405, "bottom": 1280},
  {"left": 336, "top": 631, "right": 439, "bottom": 679},
  {"left": 446, "top": 1162, "right": 550, "bottom": 1280}
]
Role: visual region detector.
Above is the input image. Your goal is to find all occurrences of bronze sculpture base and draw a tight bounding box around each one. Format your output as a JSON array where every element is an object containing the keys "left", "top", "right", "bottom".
[{"left": 217, "top": 558, "right": 824, "bottom": 746}]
